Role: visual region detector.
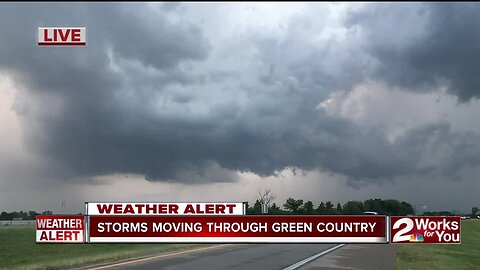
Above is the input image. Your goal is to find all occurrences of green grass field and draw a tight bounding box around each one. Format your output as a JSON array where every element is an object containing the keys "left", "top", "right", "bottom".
[
  {"left": 0, "top": 226, "right": 202, "bottom": 270},
  {"left": 397, "top": 220, "right": 480, "bottom": 270}
]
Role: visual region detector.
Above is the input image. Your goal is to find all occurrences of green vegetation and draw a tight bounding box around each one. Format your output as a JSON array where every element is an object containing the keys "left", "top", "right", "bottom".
[
  {"left": 247, "top": 197, "right": 415, "bottom": 215},
  {"left": 397, "top": 220, "right": 480, "bottom": 270},
  {"left": 1, "top": 211, "right": 49, "bottom": 221},
  {"left": 0, "top": 226, "right": 202, "bottom": 270}
]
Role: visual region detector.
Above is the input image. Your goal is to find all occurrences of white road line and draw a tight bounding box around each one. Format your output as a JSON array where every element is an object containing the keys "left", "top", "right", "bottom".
[
  {"left": 282, "top": 244, "right": 346, "bottom": 270},
  {"left": 87, "top": 244, "right": 232, "bottom": 270}
]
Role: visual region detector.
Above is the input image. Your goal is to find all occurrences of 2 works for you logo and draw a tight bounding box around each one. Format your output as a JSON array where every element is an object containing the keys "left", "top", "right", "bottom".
[
  {"left": 37, "top": 27, "right": 86, "bottom": 46},
  {"left": 390, "top": 216, "right": 461, "bottom": 244}
]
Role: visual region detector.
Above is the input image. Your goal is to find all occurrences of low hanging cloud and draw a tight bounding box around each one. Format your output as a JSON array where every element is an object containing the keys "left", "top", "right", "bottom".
[
  {"left": 346, "top": 3, "right": 480, "bottom": 101},
  {"left": 1, "top": 3, "right": 480, "bottom": 186}
]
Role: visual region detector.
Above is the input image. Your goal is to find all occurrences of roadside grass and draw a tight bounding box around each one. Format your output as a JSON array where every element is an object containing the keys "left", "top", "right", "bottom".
[
  {"left": 396, "top": 220, "right": 480, "bottom": 270},
  {"left": 0, "top": 226, "right": 203, "bottom": 270}
]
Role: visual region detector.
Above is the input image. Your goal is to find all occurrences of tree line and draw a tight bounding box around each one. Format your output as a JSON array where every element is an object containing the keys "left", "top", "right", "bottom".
[
  {"left": 247, "top": 197, "right": 415, "bottom": 216},
  {"left": 3, "top": 201, "right": 476, "bottom": 219},
  {"left": 0, "top": 211, "right": 53, "bottom": 220},
  {"left": 424, "top": 207, "right": 480, "bottom": 218}
]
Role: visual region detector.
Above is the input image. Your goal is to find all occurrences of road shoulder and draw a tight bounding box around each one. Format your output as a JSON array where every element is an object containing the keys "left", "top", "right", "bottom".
[{"left": 74, "top": 244, "right": 226, "bottom": 270}]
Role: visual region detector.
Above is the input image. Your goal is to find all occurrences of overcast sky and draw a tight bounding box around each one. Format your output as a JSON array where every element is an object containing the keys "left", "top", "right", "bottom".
[{"left": 1, "top": 3, "right": 480, "bottom": 213}]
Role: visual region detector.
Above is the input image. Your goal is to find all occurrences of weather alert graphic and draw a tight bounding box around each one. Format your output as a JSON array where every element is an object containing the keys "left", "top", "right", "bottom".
[{"left": 391, "top": 217, "right": 461, "bottom": 244}]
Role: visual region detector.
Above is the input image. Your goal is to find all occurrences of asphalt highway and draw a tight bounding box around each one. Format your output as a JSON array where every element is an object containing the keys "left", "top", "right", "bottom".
[{"left": 89, "top": 244, "right": 341, "bottom": 270}]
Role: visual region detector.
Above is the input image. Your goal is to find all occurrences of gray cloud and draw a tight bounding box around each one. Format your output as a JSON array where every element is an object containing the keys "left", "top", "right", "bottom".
[
  {"left": 1, "top": 3, "right": 480, "bottom": 187},
  {"left": 346, "top": 3, "right": 480, "bottom": 101}
]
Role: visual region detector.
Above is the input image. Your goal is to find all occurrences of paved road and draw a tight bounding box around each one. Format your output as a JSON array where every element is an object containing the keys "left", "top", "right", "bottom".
[
  {"left": 91, "top": 244, "right": 340, "bottom": 270},
  {"left": 300, "top": 244, "right": 396, "bottom": 270}
]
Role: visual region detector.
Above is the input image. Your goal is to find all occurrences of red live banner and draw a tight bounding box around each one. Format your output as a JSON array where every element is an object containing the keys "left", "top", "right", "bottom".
[
  {"left": 87, "top": 215, "right": 387, "bottom": 243},
  {"left": 390, "top": 216, "right": 461, "bottom": 244}
]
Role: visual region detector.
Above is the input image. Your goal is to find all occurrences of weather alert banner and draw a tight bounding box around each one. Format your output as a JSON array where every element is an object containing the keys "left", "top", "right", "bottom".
[
  {"left": 34, "top": 204, "right": 461, "bottom": 244},
  {"left": 390, "top": 216, "right": 461, "bottom": 244},
  {"left": 86, "top": 202, "right": 246, "bottom": 216},
  {"left": 36, "top": 215, "right": 84, "bottom": 243},
  {"left": 87, "top": 215, "right": 387, "bottom": 243}
]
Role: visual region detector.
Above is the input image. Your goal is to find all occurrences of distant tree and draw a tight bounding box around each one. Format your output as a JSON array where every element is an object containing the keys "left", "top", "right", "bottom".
[
  {"left": 302, "top": 201, "right": 315, "bottom": 215},
  {"left": 284, "top": 198, "right": 304, "bottom": 214},
  {"left": 41, "top": 210, "right": 53, "bottom": 215},
  {"left": 315, "top": 202, "right": 326, "bottom": 215},
  {"left": 423, "top": 211, "right": 454, "bottom": 216},
  {"left": 28, "top": 211, "right": 38, "bottom": 220},
  {"left": 471, "top": 207, "right": 479, "bottom": 217},
  {"left": 362, "top": 199, "right": 414, "bottom": 215},
  {"left": 269, "top": 203, "right": 283, "bottom": 215},
  {"left": 342, "top": 201, "right": 364, "bottom": 215},
  {"left": 19, "top": 212, "right": 27, "bottom": 219},
  {"left": 10, "top": 211, "right": 20, "bottom": 219},
  {"left": 257, "top": 189, "right": 276, "bottom": 207},
  {"left": 325, "top": 201, "right": 335, "bottom": 215},
  {"left": 364, "top": 199, "right": 383, "bottom": 214},
  {"left": 399, "top": 201, "right": 415, "bottom": 216},
  {"left": 246, "top": 200, "right": 262, "bottom": 215},
  {"left": 336, "top": 203, "right": 343, "bottom": 214},
  {"left": 383, "top": 199, "right": 401, "bottom": 216},
  {"left": 248, "top": 197, "right": 416, "bottom": 216}
]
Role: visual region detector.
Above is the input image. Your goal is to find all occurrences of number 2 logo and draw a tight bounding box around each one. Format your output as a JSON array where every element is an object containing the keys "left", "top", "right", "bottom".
[{"left": 392, "top": 218, "right": 414, "bottom": 242}]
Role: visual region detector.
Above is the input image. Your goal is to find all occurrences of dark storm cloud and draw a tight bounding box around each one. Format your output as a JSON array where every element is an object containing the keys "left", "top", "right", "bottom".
[
  {"left": 0, "top": 3, "right": 213, "bottom": 182},
  {"left": 346, "top": 3, "right": 480, "bottom": 101},
  {"left": 1, "top": 3, "right": 480, "bottom": 185}
]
